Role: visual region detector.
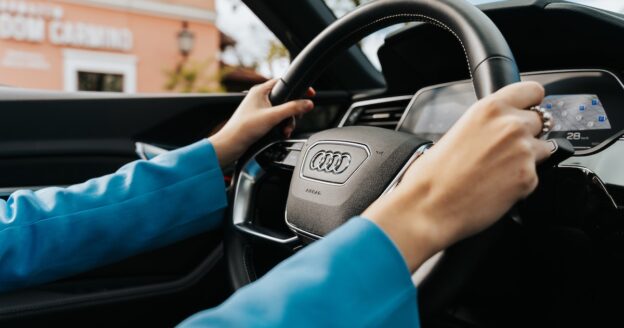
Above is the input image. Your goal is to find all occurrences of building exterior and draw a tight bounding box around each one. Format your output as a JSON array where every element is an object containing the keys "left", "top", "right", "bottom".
[{"left": 0, "top": 0, "right": 220, "bottom": 93}]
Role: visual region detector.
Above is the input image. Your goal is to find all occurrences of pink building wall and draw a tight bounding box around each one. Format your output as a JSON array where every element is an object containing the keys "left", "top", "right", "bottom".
[{"left": 0, "top": 0, "right": 219, "bottom": 93}]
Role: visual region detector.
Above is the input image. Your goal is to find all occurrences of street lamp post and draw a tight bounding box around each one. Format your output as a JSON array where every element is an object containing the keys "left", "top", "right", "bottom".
[{"left": 177, "top": 21, "right": 195, "bottom": 57}]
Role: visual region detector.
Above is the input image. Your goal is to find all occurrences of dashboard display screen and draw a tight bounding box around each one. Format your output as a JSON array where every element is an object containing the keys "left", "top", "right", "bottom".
[
  {"left": 399, "top": 70, "right": 624, "bottom": 152},
  {"left": 404, "top": 83, "right": 476, "bottom": 142},
  {"left": 543, "top": 94, "right": 611, "bottom": 131}
]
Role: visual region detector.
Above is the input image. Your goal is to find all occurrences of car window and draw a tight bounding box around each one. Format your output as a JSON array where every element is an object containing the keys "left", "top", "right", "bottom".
[
  {"left": 324, "top": 0, "right": 398, "bottom": 70},
  {"left": 471, "top": 0, "right": 624, "bottom": 12},
  {"left": 325, "top": 0, "right": 624, "bottom": 71},
  {"left": 0, "top": 0, "right": 287, "bottom": 93}
]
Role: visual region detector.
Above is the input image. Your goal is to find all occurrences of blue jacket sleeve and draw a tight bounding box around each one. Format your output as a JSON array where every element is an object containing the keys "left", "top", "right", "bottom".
[
  {"left": 178, "top": 217, "right": 420, "bottom": 327},
  {"left": 0, "top": 139, "right": 227, "bottom": 292}
]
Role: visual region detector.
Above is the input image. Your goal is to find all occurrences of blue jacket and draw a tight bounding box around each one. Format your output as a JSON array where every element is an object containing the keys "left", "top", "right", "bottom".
[{"left": 0, "top": 139, "right": 420, "bottom": 326}]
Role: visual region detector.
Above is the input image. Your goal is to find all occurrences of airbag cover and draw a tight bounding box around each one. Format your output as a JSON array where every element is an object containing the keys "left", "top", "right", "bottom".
[{"left": 286, "top": 126, "right": 429, "bottom": 238}]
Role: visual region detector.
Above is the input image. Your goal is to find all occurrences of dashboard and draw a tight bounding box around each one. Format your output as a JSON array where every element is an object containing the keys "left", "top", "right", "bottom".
[
  {"left": 329, "top": 2, "right": 624, "bottom": 325},
  {"left": 396, "top": 70, "right": 624, "bottom": 153},
  {"left": 335, "top": 69, "right": 624, "bottom": 326},
  {"left": 364, "top": 0, "right": 624, "bottom": 155}
]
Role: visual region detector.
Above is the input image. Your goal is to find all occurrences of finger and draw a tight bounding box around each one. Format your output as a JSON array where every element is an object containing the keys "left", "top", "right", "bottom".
[
  {"left": 512, "top": 108, "right": 544, "bottom": 137},
  {"left": 283, "top": 117, "right": 296, "bottom": 138},
  {"left": 531, "top": 139, "right": 553, "bottom": 163},
  {"left": 306, "top": 87, "right": 316, "bottom": 98},
  {"left": 494, "top": 81, "right": 545, "bottom": 109},
  {"left": 269, "top": 99, "right": 314, "bottom": 124}
]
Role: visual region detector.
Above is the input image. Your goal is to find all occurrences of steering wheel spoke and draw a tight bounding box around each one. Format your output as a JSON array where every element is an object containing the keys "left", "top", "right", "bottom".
[{"left": 232, "top": 139, "right": 307, "bottom": 248}]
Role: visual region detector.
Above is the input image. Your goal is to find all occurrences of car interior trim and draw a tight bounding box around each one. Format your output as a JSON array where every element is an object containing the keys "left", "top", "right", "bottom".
[
  {"left": 337, "top": 95, "right": 414, "bottom": 127},
  {"left": 557, "top": 164, "right": 619, "bottom": 209},
  {"left": 284, "top": 210, "right": 324, "bottom": 241},
  {"left": 0, "top": 185, "right": 70, "bottom": 198},
  {"left": 0, "top": 244, "right": 224, "bottom": 319},
  {"left": 381, "top": 142, "right": 434, "bottom": 195},
  {"left": 232, "top": 139, "right": 306, "bottom": 245}
]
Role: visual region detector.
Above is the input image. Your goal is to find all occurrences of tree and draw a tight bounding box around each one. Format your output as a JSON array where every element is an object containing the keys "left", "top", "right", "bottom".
[
  {"left": 163, "top": 57, "right": 226, "bottom": 93},
  {"left": 265, "top": 40, "right": 289, "bottom": 77},
  {"left": 325, "top": 0, "right": 371, "bottom": 17}
]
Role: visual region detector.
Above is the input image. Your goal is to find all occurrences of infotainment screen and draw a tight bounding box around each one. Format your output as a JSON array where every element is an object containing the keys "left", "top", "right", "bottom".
[
  {"left": 404, "top": 83, "right": 477, "bottom": 142},
  {"left": 542, "top": 94, "right": 611, "bottom": 131},
  {"left": 399, "top": 70, "right": 624, "bottom": 152}
]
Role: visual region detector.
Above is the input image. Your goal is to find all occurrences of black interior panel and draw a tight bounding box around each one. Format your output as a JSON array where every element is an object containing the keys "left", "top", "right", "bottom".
[
  {"left": 0, "top": 87, "right": 351, "bottom": 324},
  {"left": 378, "top": 0, "right": 624, "bottom": 96},
  {"left": 0, "top": 90, "right": 243, "bottom": 324},
  {"left": 0, "top": 90, "right": 244, "bottom": 189}
]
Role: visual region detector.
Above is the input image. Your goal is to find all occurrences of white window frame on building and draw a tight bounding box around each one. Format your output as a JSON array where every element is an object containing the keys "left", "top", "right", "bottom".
[{"left": 63, "top": 49, "right": 137, "bottom": 93}]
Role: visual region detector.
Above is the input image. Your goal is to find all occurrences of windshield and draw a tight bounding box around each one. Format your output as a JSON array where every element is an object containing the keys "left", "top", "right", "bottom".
[
  {"left": 470, "top": 0, "right": 623, "bottom": 11},
  {"left": 324, "top": 0, "right": 624, "bottom": 69}
]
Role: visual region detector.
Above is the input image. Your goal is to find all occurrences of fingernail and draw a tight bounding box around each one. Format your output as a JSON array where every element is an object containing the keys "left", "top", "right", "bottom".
[{"left": 304, "top": 100, "right": 314, "bottom": 110}]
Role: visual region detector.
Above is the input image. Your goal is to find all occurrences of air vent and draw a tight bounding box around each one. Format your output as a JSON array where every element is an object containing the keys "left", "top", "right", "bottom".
[{"left": 341, "top": 96, "right": 412, "bottom": 130}]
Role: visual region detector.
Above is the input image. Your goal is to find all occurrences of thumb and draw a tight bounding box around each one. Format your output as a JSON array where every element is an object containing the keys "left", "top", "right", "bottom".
[{"left": 269, "top": 99, "right": 314, "bottom": 124}]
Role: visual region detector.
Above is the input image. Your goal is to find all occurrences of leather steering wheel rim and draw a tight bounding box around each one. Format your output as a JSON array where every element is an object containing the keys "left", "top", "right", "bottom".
[
  {"left": 270, "top": 0, "right": 520, "bottom": 104},
  {"left": 227, "top": 0, "right": 521, "bottom": 317}
]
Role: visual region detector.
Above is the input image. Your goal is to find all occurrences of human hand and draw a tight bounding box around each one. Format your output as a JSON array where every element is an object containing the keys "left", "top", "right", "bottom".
[
  {"left": 209, "top": 79, "right": 315, "bottom": 167},
  {"left": 363, "top": 82, "right": 552, "bottom": 271}
]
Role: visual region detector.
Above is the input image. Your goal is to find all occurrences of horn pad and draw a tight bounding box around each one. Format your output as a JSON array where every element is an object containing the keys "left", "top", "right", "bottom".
[{"left": 286, "top": 126, "right": 430, "bottom": 240}]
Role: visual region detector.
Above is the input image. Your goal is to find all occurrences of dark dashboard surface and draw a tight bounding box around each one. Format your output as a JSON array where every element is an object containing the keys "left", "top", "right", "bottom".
[{"left": 376, "top": 0, "right": 624, "bottom": 96}]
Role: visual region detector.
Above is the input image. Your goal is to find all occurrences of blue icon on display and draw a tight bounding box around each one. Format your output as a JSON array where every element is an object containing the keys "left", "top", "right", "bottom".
[
  {"left": 546, "top": 103, "right": 552, "bottom": 109},
  {"left": 579, "top": 104, "right": 586, "bottom": 112},
  {"left": 598, "top": 115, "right": 606, "bottom": 122},
  {"left": 592, "top": 99, "right": 599, "bottom": 106}
]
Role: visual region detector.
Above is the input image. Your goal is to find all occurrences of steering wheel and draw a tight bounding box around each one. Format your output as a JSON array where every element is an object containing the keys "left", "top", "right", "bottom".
[{"left": 226, "top": 0, "right": 520, "bottom": 318}]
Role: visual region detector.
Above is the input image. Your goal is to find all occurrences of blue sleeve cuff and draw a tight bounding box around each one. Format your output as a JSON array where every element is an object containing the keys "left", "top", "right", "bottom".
[{"left": 179, "top": 216, "right": 419, "bottom": 327}]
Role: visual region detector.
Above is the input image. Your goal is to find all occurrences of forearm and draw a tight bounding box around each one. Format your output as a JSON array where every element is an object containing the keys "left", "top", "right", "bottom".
[
  {"left": 178, "top": 217, "right": 420, "bottom": 328},
  {"left": 0, "top": 139, "right": 227, "bottom": 292},
  {"left": 363, "top": 187, "right": 441, "bottom": 272}
]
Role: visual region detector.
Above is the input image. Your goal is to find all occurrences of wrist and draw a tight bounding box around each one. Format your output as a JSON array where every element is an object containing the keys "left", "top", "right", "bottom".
[
  {"left": 208, "top": 129, "right": 246, "bottom": 168},
  {"left": 363, "top": 185, "right": 443, "bottom": 272}
]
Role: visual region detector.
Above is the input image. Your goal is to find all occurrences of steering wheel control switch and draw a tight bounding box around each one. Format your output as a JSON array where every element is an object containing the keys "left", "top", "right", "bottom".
[
  {"left": 232, "top": 140, "right": 309, "bottom": 247},
  {"left": 542, "top": 138, "right": 575, "bottom": 169},
  {"left": 257, "top": 140, "right": 306, "bottom": 169}
]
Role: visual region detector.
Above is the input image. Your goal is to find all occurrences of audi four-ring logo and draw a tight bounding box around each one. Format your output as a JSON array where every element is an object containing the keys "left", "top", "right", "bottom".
[{"left": 309, "top": 151, "right": 351, "bottom": 174}]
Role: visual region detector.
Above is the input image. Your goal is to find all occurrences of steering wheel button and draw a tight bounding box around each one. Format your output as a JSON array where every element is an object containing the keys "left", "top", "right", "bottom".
[
  {"left": 287, "top": 142, "right": 305, "bottom": 151},
  {"left": 280, "top": 151, "right": 300, "bottom": 167},
  {"left": 547, "top": 140, "right": 558, "bottom": 153},
  {"left": 542, "top": 138, "right": 575, "bottom": 168}
]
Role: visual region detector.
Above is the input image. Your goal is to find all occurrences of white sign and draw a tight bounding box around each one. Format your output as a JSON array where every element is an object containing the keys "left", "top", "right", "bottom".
[
  {"left": 0, "top": 0, "right": 133, "bottom": 51},
  {"left": 2, "top": 48, "right": 49, "bottom": 69},
  {"left": 49, "top": 21, "right": 133, "bottom": 51},
  {"left": 0, "top": 13, "right": 44, "bottom": 42}
]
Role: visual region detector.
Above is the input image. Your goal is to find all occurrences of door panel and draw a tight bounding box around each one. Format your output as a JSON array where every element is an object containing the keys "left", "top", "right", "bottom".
[
  {"left": 0, "top": 88, "right": 351, "bottom": 325},
  {"left": 0, "top": 88, "right": 243, "bottom": 324},
  {"left": 0, "top": 88, "right": 244, "bottom": 188}
]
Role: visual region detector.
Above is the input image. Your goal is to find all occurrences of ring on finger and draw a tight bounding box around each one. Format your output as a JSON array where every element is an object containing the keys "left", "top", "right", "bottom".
[{"left": 529, "top": 106, "right": 553, "bottom": 137}]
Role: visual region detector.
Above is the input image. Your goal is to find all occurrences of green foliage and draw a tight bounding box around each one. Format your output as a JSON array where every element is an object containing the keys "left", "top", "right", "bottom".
[
  {"left": 164, "top": 58, "right": 226, "bottom": 93},
  {"left": 265, "top": 41, "right": 289, "bottom": 76}
]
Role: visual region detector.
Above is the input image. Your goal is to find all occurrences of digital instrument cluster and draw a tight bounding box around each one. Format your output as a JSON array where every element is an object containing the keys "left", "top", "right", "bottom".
[
  {"left": 543, "top": 94, "right": 610, "bottom": 132},
  {"left": 398, "top": 70, "right": 624, "bottom": 152}
]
